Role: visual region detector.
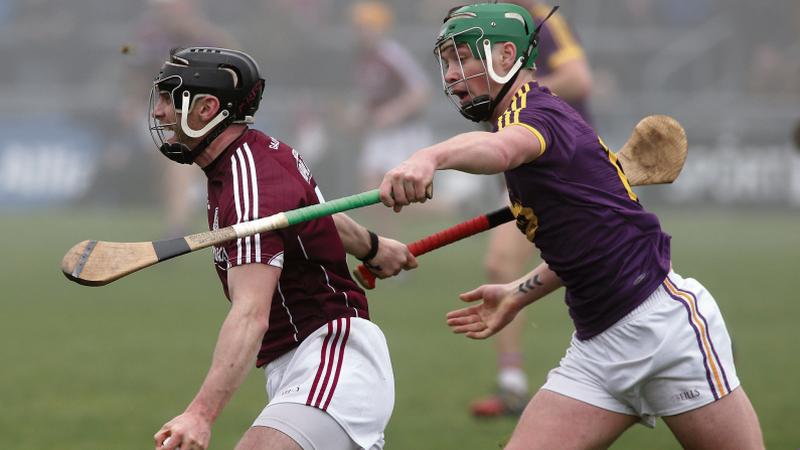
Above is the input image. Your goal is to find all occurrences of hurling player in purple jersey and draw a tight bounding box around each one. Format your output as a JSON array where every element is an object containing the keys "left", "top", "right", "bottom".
[
  {"left": 148, "top": 47, "right": 416, "bottom": 450},
  {"left": 471, "top": 0, "right": 595, "bottom": 418},
  {"left": 380, "top": 4, "right": 763, "bottom": 449}
]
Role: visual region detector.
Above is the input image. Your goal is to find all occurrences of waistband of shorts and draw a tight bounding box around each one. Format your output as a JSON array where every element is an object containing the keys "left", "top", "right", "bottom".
[{"left": 611, "top": 272, "right": 673, "bottom": 327}]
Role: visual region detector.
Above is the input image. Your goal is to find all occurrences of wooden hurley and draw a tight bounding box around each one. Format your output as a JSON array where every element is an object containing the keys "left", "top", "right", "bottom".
[{"left": 62, "top": 190, "right": 384, "bottom": 286}]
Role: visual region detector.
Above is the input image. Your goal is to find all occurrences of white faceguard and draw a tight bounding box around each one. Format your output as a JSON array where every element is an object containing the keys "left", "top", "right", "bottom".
[{"left": 147, "top": 74, "right": 230, "bottom": 153}]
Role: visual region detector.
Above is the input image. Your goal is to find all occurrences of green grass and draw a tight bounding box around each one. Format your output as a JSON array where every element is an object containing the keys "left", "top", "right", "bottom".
[{"left": 1, "top": 206, "right": 798, "bottom": 449}]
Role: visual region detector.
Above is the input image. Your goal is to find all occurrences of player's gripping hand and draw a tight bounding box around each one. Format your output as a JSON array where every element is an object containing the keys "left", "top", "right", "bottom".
[
  {"left": 155, "top": 412, "right": 211, "bottom": 450},
  {"left": 446, "top": 284, "right": 525, "bottom": 339},
  {"left": 365, "top": 236, "right": 418, "bottom": 278},
  {"left": 379, "top": 155, "right": 436, "bottom": 212}
]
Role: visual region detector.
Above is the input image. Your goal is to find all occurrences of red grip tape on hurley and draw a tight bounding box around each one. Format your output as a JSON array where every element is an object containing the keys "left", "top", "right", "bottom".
[
  {"left": 354, "top": 215, "right": 491, "bottom": 290},
  {"left": 407, "top": 215, "right": 490, "bottom": 255}
]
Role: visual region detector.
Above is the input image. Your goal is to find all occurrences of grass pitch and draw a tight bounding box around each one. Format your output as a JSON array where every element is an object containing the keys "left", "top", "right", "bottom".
[{"left": 1, "top": 205, "right": 797, "bottom": 449}]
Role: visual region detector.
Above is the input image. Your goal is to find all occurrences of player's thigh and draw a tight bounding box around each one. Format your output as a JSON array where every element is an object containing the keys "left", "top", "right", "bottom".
[
  {"left": 485, "top": 222, "right": 536, "bottom": 278},
  {"left": 236, "top": 426, "right": 302, "bottom": 450},
  {"left": 240, "top": 403, "right": 359, "bottom": 450},
  {"left": 505, "top": 389, "right": 638, "bottom": 450},
  {"left": 662, "top": 387, "right": 764, "bottom": 450}
]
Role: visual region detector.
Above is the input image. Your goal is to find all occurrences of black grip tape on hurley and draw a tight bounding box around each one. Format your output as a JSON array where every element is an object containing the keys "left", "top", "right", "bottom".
[
  {"left": 153, "top": 237, "right": 192, "bottom": 262},
  {"left": 486, "top": 207, "right": 515, "bottom": 228}
]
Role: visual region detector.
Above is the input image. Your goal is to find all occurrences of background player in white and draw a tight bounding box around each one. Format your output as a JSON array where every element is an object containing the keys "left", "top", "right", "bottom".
[
  {"left": 148, "top": 47, "right": 415, "bottom": 450},
  {"left": 380, "top": 4, "right": 764, "bottom": 448}
]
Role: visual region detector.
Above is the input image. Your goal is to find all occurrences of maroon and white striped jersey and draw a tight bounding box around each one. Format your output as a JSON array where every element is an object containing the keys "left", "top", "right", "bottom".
[{"left": 203, "top": 128, "right": 369, "bottom": 366}]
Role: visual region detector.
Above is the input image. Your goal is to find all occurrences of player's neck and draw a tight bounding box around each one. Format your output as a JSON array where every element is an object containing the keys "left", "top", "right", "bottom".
[
  {"left": 195, "top": 124, "right": 248, "bottom": 168},
  {"left": 490, "top": 71, "right": 534, "bottom": 123}
]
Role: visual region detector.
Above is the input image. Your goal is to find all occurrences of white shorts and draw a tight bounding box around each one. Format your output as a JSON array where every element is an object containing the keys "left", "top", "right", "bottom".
[
  {"left": 542, "top": 271, "right": 740, "bottom": 427},
  {"left": 253, "top": 317, "right": 394, "bottom": 449}
]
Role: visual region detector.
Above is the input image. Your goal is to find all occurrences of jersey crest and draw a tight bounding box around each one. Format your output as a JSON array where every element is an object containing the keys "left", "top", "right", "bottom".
[
  {"left": 511, "top": 200, "right": 539, "bottom": 241},
  {"left": 291, "top": 148, "right": 312, "bottom": 184},
  {"left": 211, "top": 206, "right": 229, "bottom": 270}
]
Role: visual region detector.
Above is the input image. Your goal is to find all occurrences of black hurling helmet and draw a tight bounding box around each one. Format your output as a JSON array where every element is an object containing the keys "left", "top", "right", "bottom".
[{"left": 149, "top": 47, "right": 265, "bottom": 164}]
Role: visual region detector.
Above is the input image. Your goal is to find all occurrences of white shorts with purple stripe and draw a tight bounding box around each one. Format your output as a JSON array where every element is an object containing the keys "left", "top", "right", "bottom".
[
  {"left": 253, "top": 317, "right": 394, "bottom": 449},
  {"left": 542, "top": 271, "right": 739, "bottom": 427}
]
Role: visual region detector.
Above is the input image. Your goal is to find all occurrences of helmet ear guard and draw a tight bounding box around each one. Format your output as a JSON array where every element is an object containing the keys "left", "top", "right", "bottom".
[
  {"left": 482, "top": 39, "right": 525, "bottom": 84},
  {"left": 178, "top": 90, "right": 230, "bottom": 138}
]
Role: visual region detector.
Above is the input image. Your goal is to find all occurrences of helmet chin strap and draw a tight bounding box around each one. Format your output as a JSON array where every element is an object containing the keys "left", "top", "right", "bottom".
[{"left": 459, "top": 42, "right": 524, "bottom": 123}]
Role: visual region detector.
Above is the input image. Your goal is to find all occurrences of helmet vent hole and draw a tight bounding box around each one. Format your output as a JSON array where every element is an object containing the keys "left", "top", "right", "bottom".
[{"left": 219, "top": 66, "right": 240, "bottom": 88}]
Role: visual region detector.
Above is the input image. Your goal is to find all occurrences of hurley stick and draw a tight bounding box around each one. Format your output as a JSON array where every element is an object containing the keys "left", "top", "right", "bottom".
[
  {"left": 62, "top": 190, "right": 384, "bottom": 286},
  {"left": 353, "top": 114, "right": 688, "bottom": 290},
  {"left": 616, "top": 115, "right": 687, "bottom": 185}
]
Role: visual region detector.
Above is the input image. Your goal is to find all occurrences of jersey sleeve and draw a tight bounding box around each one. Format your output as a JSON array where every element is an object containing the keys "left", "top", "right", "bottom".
[
  {"left": 500, "top": 91, "right": 578, "bottom": 168},
  {"left": 218, "top": 141, "right": 303, "bottom": 269}
]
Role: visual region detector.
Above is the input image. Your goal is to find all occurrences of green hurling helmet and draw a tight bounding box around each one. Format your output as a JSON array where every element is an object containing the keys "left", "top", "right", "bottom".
[
  {"left": 434, "top": 3, "right": 541, "bottom": 122},
  {"left": 437, "top": 3, "right": 537, "bottom": 71}
]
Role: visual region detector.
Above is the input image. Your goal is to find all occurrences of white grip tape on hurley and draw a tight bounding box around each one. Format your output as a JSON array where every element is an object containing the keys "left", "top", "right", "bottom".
[{"left": 232, "top": 213, "right": 288, "bottom": 238}]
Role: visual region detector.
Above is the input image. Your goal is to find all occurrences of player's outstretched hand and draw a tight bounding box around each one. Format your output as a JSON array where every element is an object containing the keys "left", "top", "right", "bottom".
[
  {"left": 379, "top": 156, "right": 436, "bottom": 212},
  {"left": 366, "top": 236, "right": 418, "bottom": 278},
  {"left": 446, "top": 284, "right": 524, "bottom": 339}
]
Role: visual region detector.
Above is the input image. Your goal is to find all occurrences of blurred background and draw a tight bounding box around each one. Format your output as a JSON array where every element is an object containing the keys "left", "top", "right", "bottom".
[{"left": 1, "top": 0, "right": 798, "bottom": 449}]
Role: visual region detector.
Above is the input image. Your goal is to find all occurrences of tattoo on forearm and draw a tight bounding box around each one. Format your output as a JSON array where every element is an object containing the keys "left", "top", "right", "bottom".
[{"left": 517, "top": 274, "right": 543, "bottom": 294}]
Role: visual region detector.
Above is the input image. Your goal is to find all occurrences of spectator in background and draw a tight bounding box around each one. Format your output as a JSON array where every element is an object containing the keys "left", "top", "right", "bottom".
[
  {"left": 118, "top": 0, "right": 237, "bottom": 237},
  {"left": 471, "top": 0, "right": 594, "bottom": 418},
  {"left": 744, "top": 1, "right": 800, "bottom": 99},
  {"left": 748, "top": 42, "right": 800, "bottom": 98}
]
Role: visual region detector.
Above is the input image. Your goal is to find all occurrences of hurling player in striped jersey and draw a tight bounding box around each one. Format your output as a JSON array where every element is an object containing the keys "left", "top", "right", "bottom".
[{"left": 149, "top": 47, "right": 415, "bottom": 450}]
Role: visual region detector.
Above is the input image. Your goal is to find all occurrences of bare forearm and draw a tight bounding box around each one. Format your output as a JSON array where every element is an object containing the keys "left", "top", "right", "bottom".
[
  {"left": 509, "top": 261, "right": 563, "bottom": 307},
  {"left": 422, "top": 131, "right": 520, "bottom": 174},
  {"left": 332, "top": 213, "right": 371, "bottom": 259},
  {"left": 184, "top": 309, "right": 267, "bottom": 423}
]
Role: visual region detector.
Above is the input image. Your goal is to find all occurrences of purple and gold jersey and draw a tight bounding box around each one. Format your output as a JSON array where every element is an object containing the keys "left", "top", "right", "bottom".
[
  {"left": 204, "top": 129, "right": 369, "bottom": 366},
  {"left": 496, "top": 82, "right": 671, "bottom": 339},
  {"left": 531, "top": 4, "right": 591, "bottom": 123}
]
